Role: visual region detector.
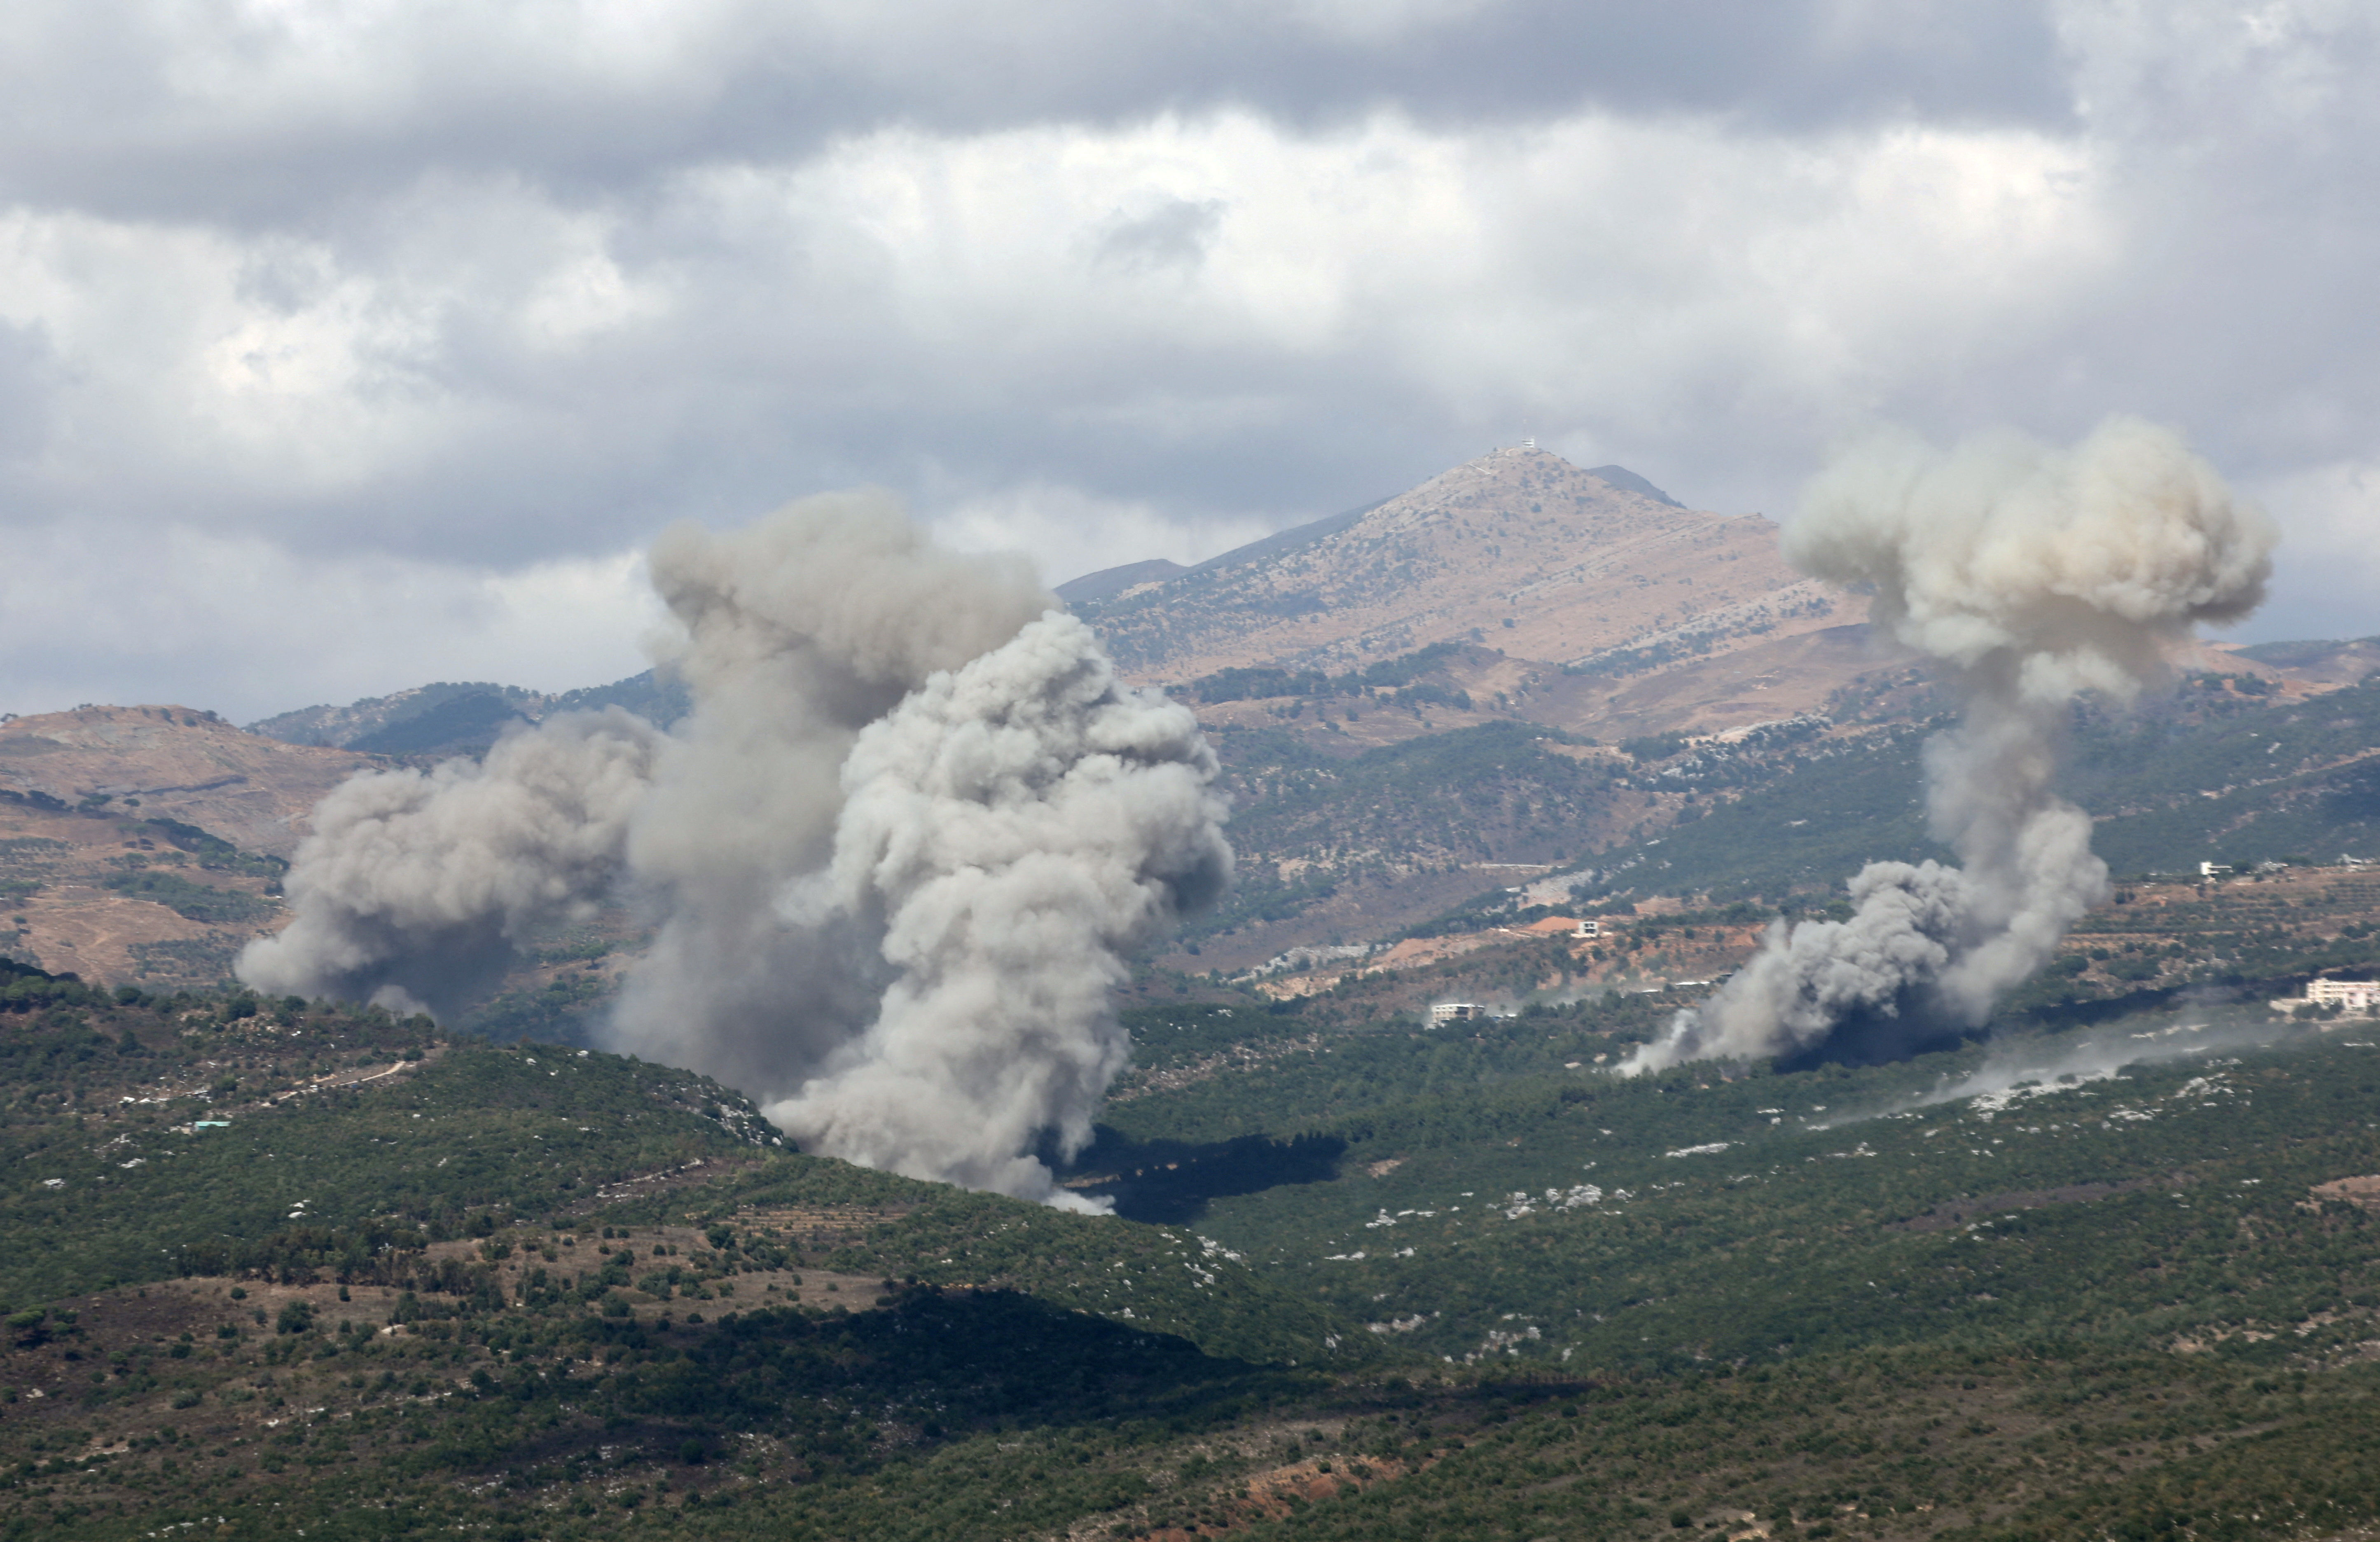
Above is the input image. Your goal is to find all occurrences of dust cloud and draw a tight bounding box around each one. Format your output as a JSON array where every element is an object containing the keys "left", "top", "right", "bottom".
[
  {"left": 1623, "top": 417, "right": 2276, "bottom": 1074},
  {"left": 765, "top": 613, "right": 1230, "bottom": 1209}
]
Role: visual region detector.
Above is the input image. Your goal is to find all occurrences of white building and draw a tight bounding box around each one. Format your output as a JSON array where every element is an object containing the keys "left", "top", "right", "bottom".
[
  {"left": 2308, "top": 979, "right": 2380, "bottom": 1011},
  {"left": 1573, "top": 919, "right": 1601, "bottom": 938},
  {"left": 1430, "top": 1002, "right": 1485, "bottom": 1025},
  {"left": 2270, "top": 979, "right": 2380, "bottom": 1016}
]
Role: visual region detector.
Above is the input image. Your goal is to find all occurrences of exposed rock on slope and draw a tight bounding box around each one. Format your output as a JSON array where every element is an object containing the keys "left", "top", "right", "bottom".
[{"left": 1077, "top": 447, "right": 1842, "bottom": 688}]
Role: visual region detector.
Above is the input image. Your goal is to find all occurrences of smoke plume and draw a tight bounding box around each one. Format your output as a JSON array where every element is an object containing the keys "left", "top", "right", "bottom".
[
  {"left": 601, "top": 493, "right": 1054, "bottom": 1100},
  {"left": 238, "top": 709, "right": 666, "bottom": 1018},
  {"left": 237, "top": 491, "right": 1230, "bottom": 1206},
  {"left": 1622, "top": 417, "right": 2276, "bottom": 1074},
  {"left": 765, "top": 613, "right": 1230, "bottom": 1208}
]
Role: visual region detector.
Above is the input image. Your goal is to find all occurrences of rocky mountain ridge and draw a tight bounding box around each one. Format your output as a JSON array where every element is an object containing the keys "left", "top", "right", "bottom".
[
  {"left": 5, "top": 446, "right": 2367, "bottom": 1000},
  {"left": 1074, "top": 447, "right": 1842, "bottom": 691}
]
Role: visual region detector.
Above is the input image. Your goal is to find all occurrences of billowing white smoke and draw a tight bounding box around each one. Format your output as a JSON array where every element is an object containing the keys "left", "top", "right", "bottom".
[
  {"left": 237, "top": 492, "right": 1230, "bottom": 1207},
  {"left": 601, "top": 493, "right": 1054, "bottom": 1100},
  {"left": 1622, "top": 417, "right": 2275, "bottom": 1074},
  {"left": 767, "top": 613, "right": 1229, "bottom": 1209}
]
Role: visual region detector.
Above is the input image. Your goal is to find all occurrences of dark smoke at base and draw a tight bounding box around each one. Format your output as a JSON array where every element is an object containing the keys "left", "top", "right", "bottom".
[
  {"left": 231, "top": 709, "right": 667, "bottom": 1020},
  {"left": 1622, "top": 417, "right": 2276, "bottom": 1076},
  {"left": 238, "top": 492, "right": 1230, "bottom": 1210},
  {"left": 1766, "top": 1000, "right": 1976, "bottom": 1074}
]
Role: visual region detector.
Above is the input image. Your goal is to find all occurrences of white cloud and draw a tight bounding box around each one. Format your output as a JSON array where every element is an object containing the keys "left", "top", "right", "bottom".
[
  {"left": 928, "top": 480, "right": 1275, "bottom": 587},
  {"left": 0, "top": 0, "right": 2373, "bottom": 716},
  {"left": 0, "top": 107, "right": 2122, "bottom": 521},
  {"left": 0, "top": 524, "right": 661, "bottom": 721},
  {"left": 2248, "top": 459, "right": 2380, "bottom": 642}
]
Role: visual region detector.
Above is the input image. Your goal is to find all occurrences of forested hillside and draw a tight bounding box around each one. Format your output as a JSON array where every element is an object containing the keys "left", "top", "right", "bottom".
[
  {"left": 1548, "top": 671, "right": 2380, "bottom": 920},
  {"left": 3, "top": 500, "right": 2375, "bottom": 1540},
  {"left": 5, "top": 907, "right": 2380, "bottom": 1541}
]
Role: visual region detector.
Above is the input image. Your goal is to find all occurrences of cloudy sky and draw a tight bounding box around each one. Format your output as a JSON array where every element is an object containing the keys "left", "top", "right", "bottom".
[{"left": 2, "top": 0, "right": 2374, "bottom": 721}]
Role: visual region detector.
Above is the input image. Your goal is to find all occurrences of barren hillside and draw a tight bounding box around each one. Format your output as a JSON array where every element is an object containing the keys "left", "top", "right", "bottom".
[
  {"left": 0, "top": 796, "right": 286, "bottom": 987},
  {"left": 1080, "top": 447, "right": 1845, "bottom": 689},
  {"left": 0, "top": 705, "right": 373, "bottom": 856}
]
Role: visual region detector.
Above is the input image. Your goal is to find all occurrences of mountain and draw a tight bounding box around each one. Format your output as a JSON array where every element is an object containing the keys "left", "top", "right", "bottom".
[
  {"left": 247, "top": 681, "right": 542, "bottom": 750},
  {"left": 248, "top": 669, "right": 691, "bottom": 759},
  {"left": 1056, "top": 498, "right": 1405, "bottom": 611},
  {"left": 1073, "top": 448, "right": 1843, "bottom": 695},
  {"left": 1057, "top": 462, "right": 1678, "bottom": 613},
  {"left": 1578, "top": 461, "right": 1683, "bottom": 506},
  {"left": 545, "top": 668, "right": 692, "bottom": 725},
  {"left": 2234, "top": 633, "right": 2380, "bottom": 686},
  {"left": 0, "top": 705, "right": 372, "bottom": 858},
  {"left": 1051, "top": 557, "right": 1188, "bottom": 604},
  {"left": 0, "top": 707, "right": 379, "bottom": 985},
  {"left": 0, "top": 671, "right": 694, "bottom": 995},
  {"left": 342, "top": 690, "right": 535, "bottom": 754}
]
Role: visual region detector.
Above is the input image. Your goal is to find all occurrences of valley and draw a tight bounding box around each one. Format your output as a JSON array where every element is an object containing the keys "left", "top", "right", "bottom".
[
  {"left": 5, "top": 958, "right": 2380, "bottom": 1540},
  {"left": 8, "top": 448, "right": 2367, "bottom": 1034},
  {"left": 1, "top": 445, "right": 2376, "bottom": 1541}
]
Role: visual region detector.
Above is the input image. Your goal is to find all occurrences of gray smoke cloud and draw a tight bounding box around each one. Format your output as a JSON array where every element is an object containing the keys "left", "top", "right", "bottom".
[
  {"left": 601, "top": 492, "right": 1054, "bottom": 1100},
  {"left": 766, "top": 613, "right": 1230, "bottom": 1209},
  {"left": 1622, "top": 416, "right": 2277, "bottom": 1075},
  {"left": 237, "top": 709, "right": 666, "bottom": 1018},
  {"left": 237, "top": 491, "right": 1230, "bottom": 1207}
]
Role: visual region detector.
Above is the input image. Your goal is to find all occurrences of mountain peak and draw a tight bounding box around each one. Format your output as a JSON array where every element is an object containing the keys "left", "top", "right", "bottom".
[{"left": 1075, "top": 447, "right": 1842, "bottom": 713}]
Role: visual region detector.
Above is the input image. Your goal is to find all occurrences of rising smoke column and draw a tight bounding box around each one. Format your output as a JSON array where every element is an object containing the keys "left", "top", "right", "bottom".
[
  {"left": 237, "top": 490, "right": 1232, "bottom": 1209},
  {"left": 1622, "top": 417, "right": 2275, "bottom": 1074},
  {"left": 764, "top": 612, "right": 1232, "bottom": 1210},
  {"left": 236, "top": 708, "right": 665, "bottom": 1018},
  {"left": 602, "top": 491, "right": 1052, "bottom": 1097}
]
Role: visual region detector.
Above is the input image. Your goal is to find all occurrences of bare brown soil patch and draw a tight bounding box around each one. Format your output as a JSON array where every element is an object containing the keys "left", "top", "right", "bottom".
[
  {"left": 0, "top": 705, "right": 373, "bottom": 856},
  {"left": 2311, "top": 1175, "right": 2380, "bottom": 1210},
  {"left": 0, "top": 798, "right": 283, "bottom": 987}
]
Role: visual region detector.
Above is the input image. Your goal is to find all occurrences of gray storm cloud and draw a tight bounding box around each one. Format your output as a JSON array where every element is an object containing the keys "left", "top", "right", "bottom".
[
  {"left": 1621, "top": 416, "right": 2277, "bottom": 1075},
  {"left": 236, "top": 491, "right": 1229, "bottom": 1207}
]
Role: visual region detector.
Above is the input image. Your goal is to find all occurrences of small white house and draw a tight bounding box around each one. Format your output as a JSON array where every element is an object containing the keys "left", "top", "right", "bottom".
[
  {"left": 1430, "top": 1002, "right": 1485, "bottom": 1026},
  {"left": 1573, "top": 919, "right": 1602, "bottom": 939}
]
